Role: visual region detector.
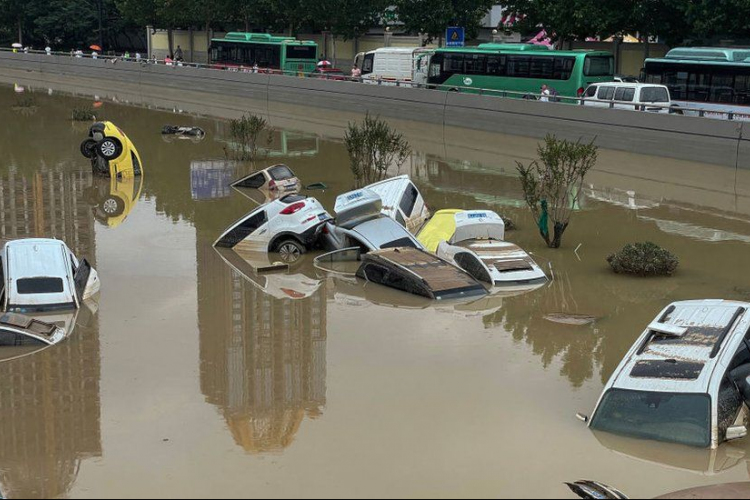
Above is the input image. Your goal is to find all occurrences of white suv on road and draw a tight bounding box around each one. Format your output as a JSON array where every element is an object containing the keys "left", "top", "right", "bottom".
[{"left": 582, "top": 82, "right": 672, "bottom": 113}]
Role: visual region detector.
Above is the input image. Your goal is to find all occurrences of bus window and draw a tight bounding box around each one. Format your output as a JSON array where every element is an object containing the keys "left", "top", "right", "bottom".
[
  {"left": 553, "top": 57, "right": 575, "bottom": 80},
  {"left": 465, "top": 54, "right": 487, "bottom": 75},
  {"left": 443, "top": 54, "right": 465, "bottom": 73},
  {"left": 507, "top": 56, "right": 531, "bottom": 77},
  {"left": 486, "top": 55, "right": 506, "bottom": 76},
  {"left": 286, "top": 45, "right": 316, "bottom": 61},
  {"left": 530, "top": 57, "right": 554, "bottom": 79},
  {"left": 584, "top": 56, "right": 614, "bottom": 77}
]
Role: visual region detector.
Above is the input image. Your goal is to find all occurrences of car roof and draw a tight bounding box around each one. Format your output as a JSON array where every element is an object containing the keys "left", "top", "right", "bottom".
[
  {"left": 4, "top": 239, "right": 70, "bottom": 279},
  {"left": 611, "top": 300, "right": 750, "bottom": 395},
  {"left": 591, "top": 82, "right": 668, "bottom": 89},
  {"left": 366, "top": 175, "right": 413, "bottom": 216}
]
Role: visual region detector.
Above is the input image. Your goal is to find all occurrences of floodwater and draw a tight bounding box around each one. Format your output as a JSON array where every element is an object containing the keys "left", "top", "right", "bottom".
[{"left": 3, "top": 82, "right": 750, "bottom": 500}]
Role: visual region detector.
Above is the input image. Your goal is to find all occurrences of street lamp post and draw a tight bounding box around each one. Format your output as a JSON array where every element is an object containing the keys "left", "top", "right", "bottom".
[{"left": 384, "top": 26, "right": 392, "bottom": 48}]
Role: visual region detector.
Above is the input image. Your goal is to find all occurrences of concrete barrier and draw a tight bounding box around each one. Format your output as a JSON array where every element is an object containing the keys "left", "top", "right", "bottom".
[{"left": 0, "top": 51, "right": 746, "bottom": 169}]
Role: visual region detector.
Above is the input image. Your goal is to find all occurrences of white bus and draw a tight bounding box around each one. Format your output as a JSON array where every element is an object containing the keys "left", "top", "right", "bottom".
[{"left": 354, "top": 47, "right": 434, "bottom": 86}]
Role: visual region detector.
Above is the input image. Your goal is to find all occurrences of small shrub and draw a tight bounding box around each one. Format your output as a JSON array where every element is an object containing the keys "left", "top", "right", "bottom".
[
  {"left": 14, "top": 96, "right": 36, "bottom": 108},
  {"left": 229, "top": 114, "right": 267, "bottom": 160},
  {"left": 71, "top": 106, "right": 95, "bottom": 121},
  {"left": 607, "top": 242, "right": 679, "bottom": 277},
  {"left": 345, "top": 113, "right": 411, "bottom": 187}
]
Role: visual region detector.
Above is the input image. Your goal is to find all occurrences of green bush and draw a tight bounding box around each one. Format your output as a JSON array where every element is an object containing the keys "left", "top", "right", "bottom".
[
  {"left": 345, "top": 113, "right": 411, "bottom": 188},
  {"left": 71, "top": 106, "right": 95, "bottom": 121},
  {"left": 607, "top": 242, "right": 679, "bottom": 277}
]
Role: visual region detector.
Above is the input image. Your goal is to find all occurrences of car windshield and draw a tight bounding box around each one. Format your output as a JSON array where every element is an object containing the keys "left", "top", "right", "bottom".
[
  {"left": 353, "top": 218, "right": 415, "bottom": 250},
  {"left": 591, "top": 389, "right": 712, "bottom": 448}
]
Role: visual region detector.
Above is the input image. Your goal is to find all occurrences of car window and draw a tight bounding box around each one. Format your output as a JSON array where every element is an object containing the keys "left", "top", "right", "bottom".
[
  {"left": 269, "top": 165, "right": 295, "bottom": 181},
  {"left": 381, "top": 238, "right": 418, "bottom": 250},
  {"left": 216, "top": 210, "right": 269, "bottom": 248},
  {"left": 17, "top": 278, "right": 65, "bottom": 294},
  {"left": 641, "top": 87, "right": 670, "bottom": 103},
  {"left": 597, "top": 86, "right": 615, "bottom": 100},
  {"left": 399, "top": 184, "right": 419, "bottom": 218},
  {"left": 362, "top": 53, "right": 374, "bottom": 74},
  {"left": 585, "top": 86, "right": 598, "bottom": 98},
  {"left": 615, "top": 87, "right": 635, "bottom": 102},
  {"left": 237, "top": 173, "right": 266, "bottom": 189}
]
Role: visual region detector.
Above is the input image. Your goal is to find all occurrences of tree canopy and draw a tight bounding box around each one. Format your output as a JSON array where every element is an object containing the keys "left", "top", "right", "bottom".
[{"left": 2, "top": 0, "right": 750, "bottom": 50}]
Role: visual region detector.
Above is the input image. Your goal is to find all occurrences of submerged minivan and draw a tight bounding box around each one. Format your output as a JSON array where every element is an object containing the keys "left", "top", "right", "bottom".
[{"left": 582, "top": 82, "right": 672, "bottom": 112}]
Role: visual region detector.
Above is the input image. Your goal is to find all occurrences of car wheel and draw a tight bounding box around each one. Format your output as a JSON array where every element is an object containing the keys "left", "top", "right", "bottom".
[
  {"left": 81, "top": 139, "right": 98, "bottom": 159},
  {"left": 101, "top": 196, "right": 125, "bottom": 217},
  {"left": 275, "top": 239, "right": 306, "bottom": 264},
  {"left": 97, "top": 137, "right": 123, "bottom": 160}
]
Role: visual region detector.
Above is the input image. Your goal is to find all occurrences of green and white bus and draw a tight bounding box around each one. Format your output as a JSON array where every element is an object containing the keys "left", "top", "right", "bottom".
[
  {"left": 210, "top": 32, "right": 318, "bottom": 73},
  {"left": 427, "top": 44, "right": 615, "bottom": 98}
]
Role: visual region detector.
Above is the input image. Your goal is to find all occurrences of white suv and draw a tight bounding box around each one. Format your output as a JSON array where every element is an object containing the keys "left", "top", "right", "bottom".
[
  {"left": 214, "top": 195, "right": 332, "bottom": 263},
  {"left": 580, "top": 300, "right": 750, "bottom": 449}
]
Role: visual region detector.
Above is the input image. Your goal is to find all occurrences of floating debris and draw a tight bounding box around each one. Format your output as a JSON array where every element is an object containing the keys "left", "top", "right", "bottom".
[{"left": 544, "top": 313, "right": 598, "bottom": 326}]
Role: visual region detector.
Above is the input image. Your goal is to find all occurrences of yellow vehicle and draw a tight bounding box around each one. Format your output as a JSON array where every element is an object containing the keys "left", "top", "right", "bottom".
[
  {"left": 80, "top": 122, "right": 144, "bottom": 178},
  {"left": 85, "top": 174, "right": 144, "bottom": 228}
]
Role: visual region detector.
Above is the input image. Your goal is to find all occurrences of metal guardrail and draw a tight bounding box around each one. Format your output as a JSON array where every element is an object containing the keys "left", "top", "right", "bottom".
[{"left": 2, "top": 47, "right": 749, "bottom": 121}]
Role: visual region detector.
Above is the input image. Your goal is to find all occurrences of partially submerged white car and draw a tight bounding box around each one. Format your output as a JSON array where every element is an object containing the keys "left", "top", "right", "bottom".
[
  {"left": 321, "top": 188, "right": 423, "bottom": 253},
  {"left": 366, "top": 175, "right": 430, "bottom": 234},
  {"left": 0, "top": 239, "right": 100, "bottom": 313},
  {"left": 417, "top": 210, "right": 548, "bottom": 288},
  {"left": 214, "top": 194, "right": 332, "bottom": 263},
  {"left": 580, "top": 300, "right": 750, "bottom": 449}
]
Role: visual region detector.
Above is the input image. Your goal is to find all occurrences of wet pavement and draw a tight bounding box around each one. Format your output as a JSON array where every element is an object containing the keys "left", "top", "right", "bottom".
[{"left": 2, "top": 84, "right": 750, "bottom": 498}]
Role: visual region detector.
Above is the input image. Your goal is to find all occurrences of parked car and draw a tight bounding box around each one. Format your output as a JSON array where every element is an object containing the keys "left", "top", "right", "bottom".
[
  {"left": 582, "top": 82, "right": 672, "bottom": 113},
  {"left": 579, "top": 300, "right": 750, "bottom": 449},
  {"left": 321, "top": 188, "right": 423, "bottom": 253},
  {"left": 214, "top": 194, "right": 332, "bottom": 263},
  {"left": 309, "top": 68, "right": 347, "bottom": 80},
  {"left": 0, "top": 239, "right": 100, "bottom": 313},
  {"left": 418, "top": 210, "right": 548, "bottom": 288},
  {"left": 231, "top": 164, "right": 300, "bottom": 195},
  {"left": 365, "top": 175, "right": 430, "bottom": 234},
  {"left": 80, "top": 121, "right": 144, "bottom": 178}
]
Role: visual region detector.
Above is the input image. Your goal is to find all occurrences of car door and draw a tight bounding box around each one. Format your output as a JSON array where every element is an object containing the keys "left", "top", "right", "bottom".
[
  {"left": 721, "top": 333, "right": 750, "bottom": 441},
  {"left": 73, "top": 258, "right": 93, "bottom": 306}
]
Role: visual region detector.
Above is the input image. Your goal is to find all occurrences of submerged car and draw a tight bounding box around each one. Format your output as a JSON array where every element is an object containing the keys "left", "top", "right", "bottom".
[
  {"left": 322, "top": 188, "right": 423, "bottom": 253},
  {"left": 580, "top": 300, "right": 750, "bottom": 449},
  {"left": 81, "top": 121, "right": 143, "bottom": 178},
  {"left": 418, "top": 210, "right": 548, "bottom": 287},
  {"left": 0, "top": 313, "right": 67, "bottom": 347},
  {"left": 365, "top": 175, "right": 430, "bottom": 234},
  {"left": 214, "top": 194, "right": 332, "bottom": 263},
  {"left": 356, "top": 247, "right": 487, "bottom": 300},
  {"left": 232, "top": 164, "right": 300, "bottom": 195},
  {"left": 0, "top": 239, "right": 100, "bottom": 313}
]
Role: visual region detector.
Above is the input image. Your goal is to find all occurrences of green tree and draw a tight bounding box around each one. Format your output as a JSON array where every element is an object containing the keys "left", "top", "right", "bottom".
[
  {"left": 308, "top": 0, "right": 388, "bottom": 63},
  {"left": 394, "top": 0, "right": 496, "bottom": 44}
]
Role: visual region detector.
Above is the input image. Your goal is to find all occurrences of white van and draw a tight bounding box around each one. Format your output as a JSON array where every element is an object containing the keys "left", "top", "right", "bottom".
[
  {"left": 354, "top": 47, "right": 433, "bottom": 86},
  {"left": 582, "top": 83, "right": 672, "bottom": 113}
]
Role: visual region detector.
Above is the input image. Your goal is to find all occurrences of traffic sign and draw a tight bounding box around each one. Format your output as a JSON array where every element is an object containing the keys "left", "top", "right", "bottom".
[{"left": 446, "top": 27, "right": 465, "bottom": 47}]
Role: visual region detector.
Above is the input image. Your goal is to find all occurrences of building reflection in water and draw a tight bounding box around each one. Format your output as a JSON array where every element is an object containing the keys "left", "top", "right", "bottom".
[
  {"left": 0, "top": 165, "right": 102, "bottom": 498},
  {"left": 198, "top": 243, "right": 327, "bottom": 454}
]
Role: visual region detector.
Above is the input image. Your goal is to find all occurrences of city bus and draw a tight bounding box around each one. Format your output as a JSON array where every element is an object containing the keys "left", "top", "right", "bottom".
[
  {"left": 209, "top": 32, "right": 318, "bottom": 73},
  {"left": 427, "top": 44, "right": 615, "bottom": 98},
  {"left": 643, "top": 47, "right": 750, "bottom": 118}
]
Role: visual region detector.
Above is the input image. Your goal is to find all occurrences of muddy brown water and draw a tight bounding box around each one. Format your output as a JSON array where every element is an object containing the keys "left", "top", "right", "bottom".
[{"left": 3, "top": 83, "right": 750, "bottom": 499}]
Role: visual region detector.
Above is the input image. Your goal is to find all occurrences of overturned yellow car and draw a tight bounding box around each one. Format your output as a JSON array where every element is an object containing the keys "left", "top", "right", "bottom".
[
  {"left": 80, "top": 122, "right": 143, "bottom": 178},
  {"left": 85, "top": 174, "right": 144, "bottom": 228}
]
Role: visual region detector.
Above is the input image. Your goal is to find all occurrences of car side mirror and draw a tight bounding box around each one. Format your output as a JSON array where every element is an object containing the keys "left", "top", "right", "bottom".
[
  {"left": 576, "top": 413, "right": 589, "bottom": 424},
  {"left": 727, "top": 425, "right": 748, "bottom": 442}
]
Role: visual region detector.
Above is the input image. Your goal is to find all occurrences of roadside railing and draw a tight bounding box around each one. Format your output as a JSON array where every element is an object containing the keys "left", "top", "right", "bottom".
[{"left": 3, "top": 48, "right": 749, "bottom": 121}]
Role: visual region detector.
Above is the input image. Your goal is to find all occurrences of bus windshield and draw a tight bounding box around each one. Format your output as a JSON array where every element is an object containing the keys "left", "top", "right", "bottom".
[{"left": 591, "top": 389, "right": 712, "bottom": 448}]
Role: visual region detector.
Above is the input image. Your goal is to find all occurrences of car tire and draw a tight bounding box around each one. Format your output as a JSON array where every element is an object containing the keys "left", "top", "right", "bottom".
[
  {"left": 80, "top": 139, "right": 98, "bottom": 159},
  {"left": 101, "top": 196, "right": 125, "bottom": 217},
  {"left": 275, "top": 239, "right": 306, "bottom": 264},
  {"left": 96, "top": 137, "right": 123, "bottom": 160}
]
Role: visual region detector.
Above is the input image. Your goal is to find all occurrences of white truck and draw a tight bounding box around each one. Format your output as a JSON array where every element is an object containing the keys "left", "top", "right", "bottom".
[{"left": 354, "top": 47, "right": 433, "bottom": 86}]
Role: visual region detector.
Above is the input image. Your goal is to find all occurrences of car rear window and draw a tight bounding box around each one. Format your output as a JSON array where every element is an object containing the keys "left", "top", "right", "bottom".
[
  {"left": 17, "top": 278, "right": 64, "bottom": 295},
  {"left": 235, "top": 173, "right": 266, "bottom": 189},
  {"left": 280, "top": 194, "right": 307, "bottom": 204},
  {"left": 269, "top": 165, "right": 295, "bottom": 181}
]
